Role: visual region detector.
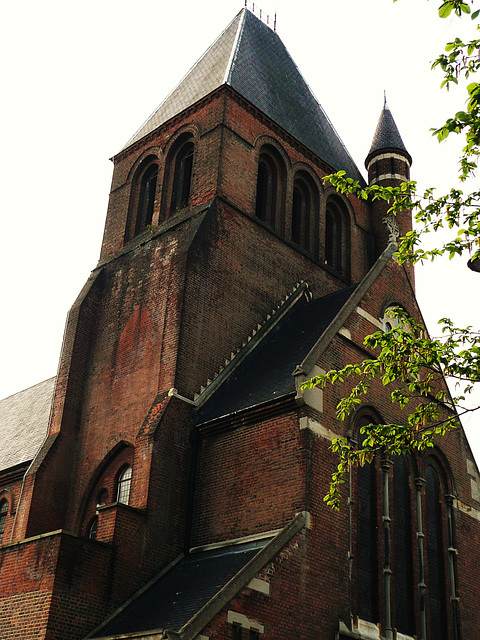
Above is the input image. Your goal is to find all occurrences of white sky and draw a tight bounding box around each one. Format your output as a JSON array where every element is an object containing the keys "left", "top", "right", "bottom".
[{"left": 1, "top": 0, "right": 479, "bottom": 459}]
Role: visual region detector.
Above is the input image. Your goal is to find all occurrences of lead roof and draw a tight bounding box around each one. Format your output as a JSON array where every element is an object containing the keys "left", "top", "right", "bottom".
[
  {"left": 91, "top": 540, "right": 269, "bottom": 638},
  {"left": 196, "top": 285, "right": 356, "bottom": 425},
  {"left": 124, "top": 9, "right": 365, "bottom": 183}
]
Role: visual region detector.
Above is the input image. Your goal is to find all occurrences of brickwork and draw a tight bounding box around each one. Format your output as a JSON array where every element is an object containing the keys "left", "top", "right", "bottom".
[{"left": 1, "top": 15, "right": 480, "bottom": 639}]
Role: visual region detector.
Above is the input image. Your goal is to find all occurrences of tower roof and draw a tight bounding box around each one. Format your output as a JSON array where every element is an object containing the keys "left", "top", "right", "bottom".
[
  {"left": 365, "top": 99, "right": 412, "bottom": 167},
  {"left": 124, "top": 9, "right": 364, "bottom": 183}
]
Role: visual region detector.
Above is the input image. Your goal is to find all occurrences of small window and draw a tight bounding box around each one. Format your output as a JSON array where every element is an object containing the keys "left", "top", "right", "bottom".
[
  {"left": 254, "top": 145, "right": 286, "bottom": 234},
  {"left": 135, "top": 163, "right": 158, "bottom": 236},
  {"left": 325, "top": 197, "right": 350, "bottom": 277},
  {"left": 126, "top": 158, "right": 159, "bottom": 242},
  {"left": 249, "top": 630, "right": 260, "bottom": 640},
  {"left": 89, "top": 516, "right": 99, "bottom": 540},
  {"left": 291, "top": 172, "right": 318, "bottom": 255},
  {"left": 0, "top": 499, "right": 8, "bottom": 542},
  {"left": 232, "top": 624, "right": 242, "bottom": 640},
  {"left": 171, "top": 141, "right": 194, "bottom": 213},
  {"left": 117, "top": 466, "right": 132, "bottom": 505},
  {"left": 255, "top": 155, "right": 277, "bottom": 227}
]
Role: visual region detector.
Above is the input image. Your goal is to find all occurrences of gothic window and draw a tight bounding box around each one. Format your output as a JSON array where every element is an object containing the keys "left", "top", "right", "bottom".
[
  {"left": 354, "top": 414, "right": 455, "bottom": 638},
  {"left": 170, "top": 139, "right": 194, "bottom": 213},
  {"left": 0, "top": 499, "right": 8, "bottom": 542},
  {"left": 325, "top": 197, "right": 350, "bottom": 277},
  {"left": 126, "top": 157, "right": 159, "bottom": 242},
  {"left": 89, "top": 515, "right": 99, "bottom": 540},
  {"left": 255, "top": 146, "right": 286, "bottom": 234},
  {"left": 117, "top": 465, "right": 132, "bottom": 505},
  {"left": 291, "top": 172, "right": 318, "bottom": 254}
]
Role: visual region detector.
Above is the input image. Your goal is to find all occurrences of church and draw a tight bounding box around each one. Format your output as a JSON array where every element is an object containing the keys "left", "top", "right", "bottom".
[{"left": 1, "top": 8, "right": 479, "bottom": 640}]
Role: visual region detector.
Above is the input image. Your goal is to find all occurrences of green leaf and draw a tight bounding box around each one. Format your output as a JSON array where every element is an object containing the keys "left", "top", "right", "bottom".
[{"left": 439, "top": 2, "right": 455, "bottom": 18}]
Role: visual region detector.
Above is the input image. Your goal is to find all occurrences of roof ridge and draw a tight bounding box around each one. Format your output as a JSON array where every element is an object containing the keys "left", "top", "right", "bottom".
[{"left": 223, "top": 8, "right": 247, "bottom": 85}]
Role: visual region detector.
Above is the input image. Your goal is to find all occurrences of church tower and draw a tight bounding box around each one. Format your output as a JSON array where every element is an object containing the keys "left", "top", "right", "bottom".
[{"left": 0, "top": 9, "right": 479, "bottom": 640}]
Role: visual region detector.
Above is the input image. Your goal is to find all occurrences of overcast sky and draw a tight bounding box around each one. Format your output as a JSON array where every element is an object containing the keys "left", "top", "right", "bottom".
[{"left": 1, "top": 0, "right": 479, "bottom": 459}]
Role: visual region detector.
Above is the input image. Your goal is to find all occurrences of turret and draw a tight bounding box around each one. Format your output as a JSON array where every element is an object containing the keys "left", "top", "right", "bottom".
[
  {"left": 365, "top": 97, "right": 412, "bottom": 185},
  {"left": 366, "top": 98, "right": 414, "bottom": 286}
]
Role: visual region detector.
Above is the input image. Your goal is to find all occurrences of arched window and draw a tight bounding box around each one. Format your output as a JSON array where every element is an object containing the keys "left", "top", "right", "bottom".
[
  {"left": 170, "top": 140, "right": 194, "bottom": 213},
  {"left": 254, "top": 146, "right": 286, "bottom": 234},
  {"left": 117, "top": 465, "right": 132, "bottom": 505},
  {"left": 291, "top": 172, "right": 319, "bottom": 255},
  {"left": 325, "top": 197, "right": 350, "bottom": 277},
  {"left": 89, "top": 516, "right": 99, "bottom": 540},
  {"left": 126, "top": 157, "right": 159, "bottom": 242},
  {"left": 425, "top": 464, "right": 448, "bottom": 640},
  {"left": 354, "top": 415, "right": 457, "bottom": 638},
  {"left": 0, "top": 499, "right": 8, "bottom": 543},
  {"left": 256, "top": 155, "right": 277, "bottom": 227}
]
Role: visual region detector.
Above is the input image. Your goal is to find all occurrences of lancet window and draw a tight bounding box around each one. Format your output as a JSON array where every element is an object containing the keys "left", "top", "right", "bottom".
[
  {"left": 169, "top": 137, "right": 194, "bottom": 214},
  {"left": 291, "top": 171, "right": 318, "bottom": 255},
  {"left": 354, "top": 413, "right": 458, "bottom": 638},
  {"left": 0, "top": 499, "right": 8, "bottom": 543},
  {"left": 325, "top": 197, "right": 350, "bottom": 277},
  {"left": 255, "top": 146, "right": 286, "bottom": 234},
  {"left": 126, "top": 157, "right": 159, "bottom": 242}
]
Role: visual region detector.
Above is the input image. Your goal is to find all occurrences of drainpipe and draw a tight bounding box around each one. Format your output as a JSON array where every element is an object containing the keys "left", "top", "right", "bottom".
[
  {"left": 446, "top": 494, "right": 461, "bottom": 640},
  {"left": 381, "top": 458, "right": 393, "bottom": 640},
  {"left": 415, "top": 477, "right": 427, "bottom": 640}
]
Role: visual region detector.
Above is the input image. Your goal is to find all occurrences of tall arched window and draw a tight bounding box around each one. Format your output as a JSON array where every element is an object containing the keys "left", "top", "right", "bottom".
[
  {"left": 425, "top": 464, "right": 448, "bottom": 640},
  {"left": 392, "top": 455, "right": 415, "bottom": 636},
  {"left": 170, "top": 140, "right": 194, "bottom": 213},
  {"left": 255, "top": 146, "right": 286, "bottom": 234},
  {"left": 325, "top": 197, "right": 350, "bottom": 277},
  {"left": 0, "top": 499, "right": 8, "bottom": 543},
  {"left": 291, "top": 172, "right": 319, "bottom": 255},
  {"left": 117, "top": 466, "right": 132, "bottom": 505},
  {"left": 126, "top": 157, "right": 159, "bottom": 242}
]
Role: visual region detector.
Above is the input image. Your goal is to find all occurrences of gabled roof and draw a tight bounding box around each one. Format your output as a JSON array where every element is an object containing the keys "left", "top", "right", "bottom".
[
  {"left": 196, "top": 285, "right": 356, "bottom": 425},
  {"left": 124, "top": 9, "right": 364, "bottom": 183},
  {"left": 0, "top": 377, "right": 55, "bottom": 472},
  {"left": 365, "top": 100, "right": 412, "bottom": 167}
]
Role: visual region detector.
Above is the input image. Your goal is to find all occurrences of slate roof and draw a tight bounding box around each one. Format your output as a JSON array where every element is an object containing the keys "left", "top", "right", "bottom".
[
  {"left": 124, "top": 9, "right": 365, "bottom": 183},
  {"left": 366, "top": 100, "right": 412, "bottom": 167},
  {"left": 196, "top": 285, "right": 356, "bottom": 425},
  {"left": 0, "top": 377, "right": 55, "bottom": 472},
  {"left": 91, "top": 539, "right": 269, "bottom": 638}
]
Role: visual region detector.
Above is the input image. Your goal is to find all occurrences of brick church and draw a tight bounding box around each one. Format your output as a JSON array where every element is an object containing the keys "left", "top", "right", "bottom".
[{"left": 1, "top": 8, "right": 479, "bottom": 640}]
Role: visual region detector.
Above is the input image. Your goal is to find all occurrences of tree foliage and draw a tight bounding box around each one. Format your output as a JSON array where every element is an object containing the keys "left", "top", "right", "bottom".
[{"left": 302, "top": 0, "right": 480, "bottom": 509}]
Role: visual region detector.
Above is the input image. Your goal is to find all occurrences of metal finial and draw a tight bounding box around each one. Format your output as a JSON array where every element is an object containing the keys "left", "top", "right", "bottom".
[
  {"left": 274, "top": 11, "right": 277, "bottom": 31},
  {"left": 260, "top": 8, "right": 262, "bottom": 18}
]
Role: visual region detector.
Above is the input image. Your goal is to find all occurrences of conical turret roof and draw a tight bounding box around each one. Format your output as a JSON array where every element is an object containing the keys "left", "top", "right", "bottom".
[
  {"left": 124, "top": 9, "right": 364, "bottom": 183},
  {"left": 365, "top": 99, "right": 412, "bottom": 167}
]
